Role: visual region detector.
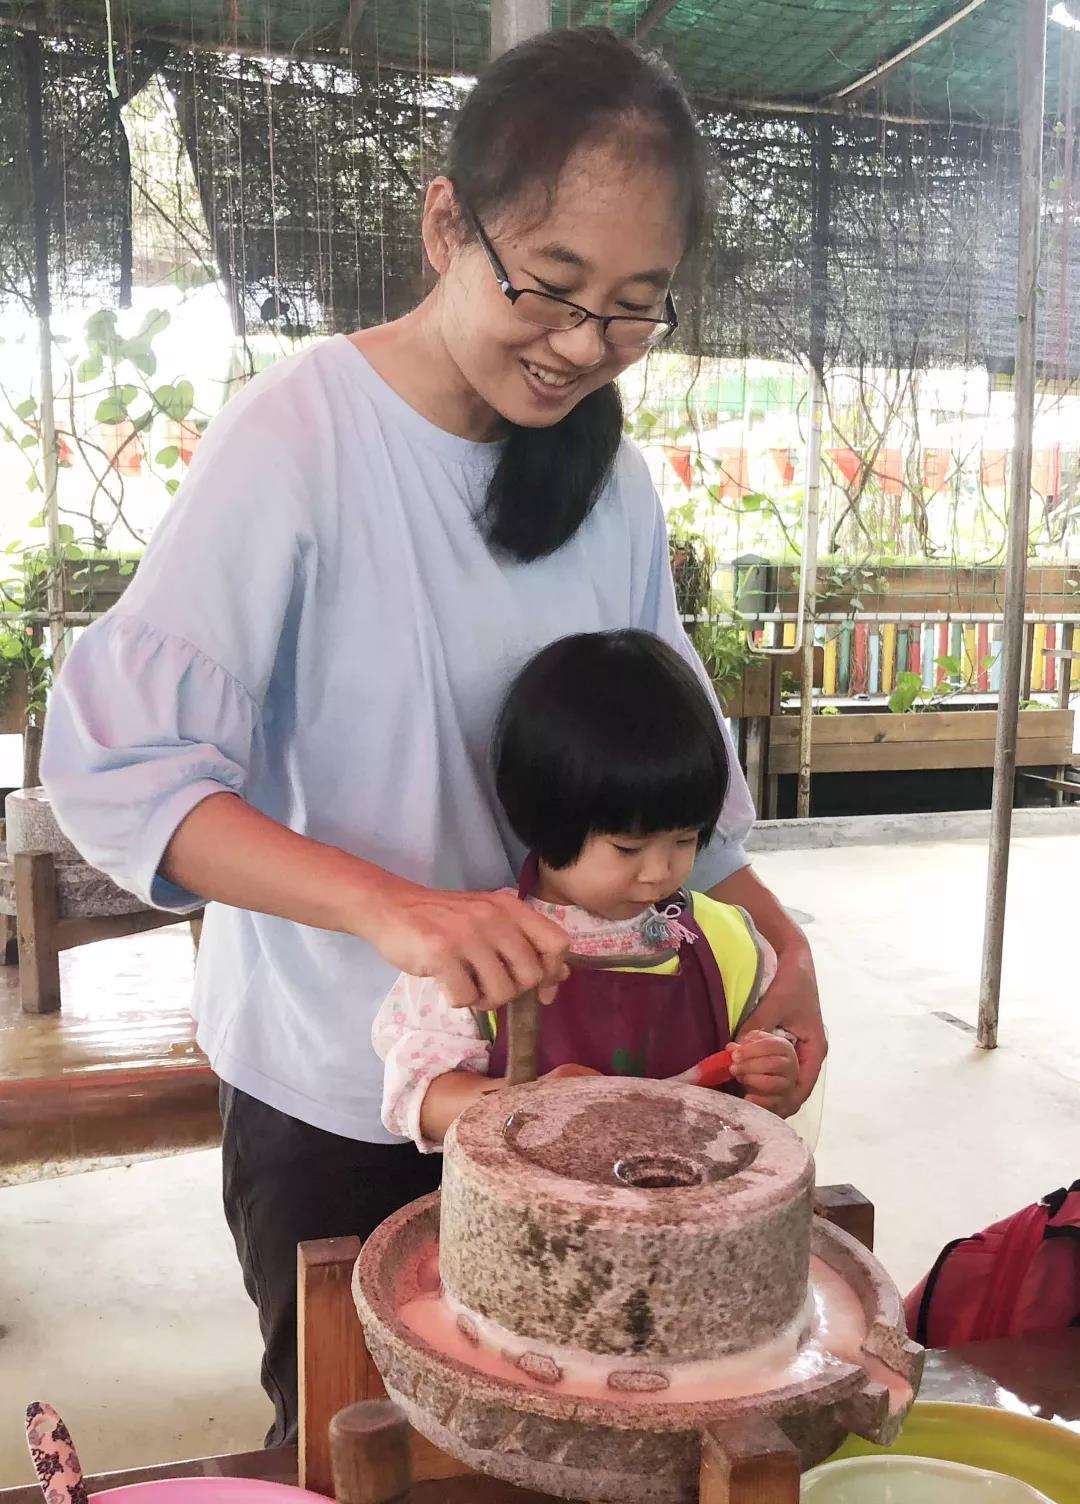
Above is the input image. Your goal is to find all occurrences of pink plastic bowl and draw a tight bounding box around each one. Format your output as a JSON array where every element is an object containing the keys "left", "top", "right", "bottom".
[{"left": 96, "top": 1478, "right": 330, "bottom": 1504}]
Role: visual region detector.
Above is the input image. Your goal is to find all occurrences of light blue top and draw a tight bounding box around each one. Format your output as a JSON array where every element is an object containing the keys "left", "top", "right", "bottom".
[{"left": 41, "top": 335, "right": 755, "bottom": 1140}]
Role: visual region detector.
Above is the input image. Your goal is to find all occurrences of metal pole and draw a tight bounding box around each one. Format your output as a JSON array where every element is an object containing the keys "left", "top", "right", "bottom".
[
  {"left": 490, "top": 0, "right": 549, "bottom": 56},
  {"left": 797, "top": 365, "right": 823, "bottom": 817},
  {"left": 797, "top": 118, "right": 831, "bottom": 818},
  {"left": 17, "top": 33, "right": 66, "bottom": 676},
  {"left": 977, "top": 0, "right": 1047, "bottom": 1051},
  {"left": 37, "top": 319, "right": 65, "bottom": 672}
]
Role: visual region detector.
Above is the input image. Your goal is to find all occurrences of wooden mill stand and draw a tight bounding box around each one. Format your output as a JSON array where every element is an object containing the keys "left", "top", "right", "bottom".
[{"left": 297, "top": 1185, "right": 876, "bottom": 1504}]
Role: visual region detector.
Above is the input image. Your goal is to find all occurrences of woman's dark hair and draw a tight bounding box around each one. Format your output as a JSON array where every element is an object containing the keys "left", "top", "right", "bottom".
[
  {"left": 494, "top": 630, "right": 729, "bottom": 870},
  {"left": 445, "top": 27, "right": 707, "bottom": 563}
]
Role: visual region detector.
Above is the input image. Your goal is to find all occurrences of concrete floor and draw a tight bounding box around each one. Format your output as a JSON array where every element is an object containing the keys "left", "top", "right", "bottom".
[{"left": 3, "top": 828, "right": 1079, "bottom": 1487}]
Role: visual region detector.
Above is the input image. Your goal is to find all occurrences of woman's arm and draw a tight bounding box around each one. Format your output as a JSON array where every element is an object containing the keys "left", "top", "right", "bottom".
[
  {"left": 709, "top": 864, "right": 825, "bottom": 1108},
  {"left": 164, "top": 792, "right": 568, "bottom": 1005}
]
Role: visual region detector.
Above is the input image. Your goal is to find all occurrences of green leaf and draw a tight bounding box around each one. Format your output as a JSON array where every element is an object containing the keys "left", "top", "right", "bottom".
[
  {"left": 77, "top": 355, "right": 104, "bottom": 383},
  {"left": 15, "top": 398, "right": 36, "bottom": 420},
  {"left": 935, "top": 654, "right": 962, "bottom": 677},
  {"left": 95, "top": 395, "right": 128, "bottom": 425},
  {"left": 165, "top": 478, "right": 180, "bottom": 496},
  {"left": 27, "top": 514, "right": 44, "bottom": 529},
  {"left": 125, "top": 345, "right": 157, "bottom": 378},
  {"left": 57, "top": 524, "right": 75, "bottom": 544},
  {"left": 85, "top": 309, "right": 117, "bottom": 343},
  {"left": 119, "top": 560, "right": 136, "bottom": 576},
  {"left": 120, "top": 384, "right": 138, "bottom": 406},
  {"left": 153, "top": 380, "right": 195, "bottom": 421},
  {"left": 26, "top": 474, "right": 39, "bottom": 493},
  {"left": 19, "top": 434, "right": 38, "bottom": 450},
  {"left": 139, "top": 308, "right": 171, "bottom": 339},
  {"left": 155, "top": 445, "right": 180, "bottom": 468},
  {"left": 63, "top": 544, "right": 84, "bottom": 560},
  {"left": 888, "top": 671, "right": 923, "bottom": 715},
  {"left": 171, "top": 262, "right": 217, "bottom": 292}
]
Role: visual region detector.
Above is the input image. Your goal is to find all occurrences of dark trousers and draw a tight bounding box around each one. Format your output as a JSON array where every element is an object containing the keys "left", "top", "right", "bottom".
[{"left": 219, "top": 1082, "right": 443, "bottom": 1446}]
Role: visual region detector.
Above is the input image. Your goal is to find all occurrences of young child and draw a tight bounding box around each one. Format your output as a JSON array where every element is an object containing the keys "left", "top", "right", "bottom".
[{"left": 373, "top": 630, "right": 798, "bottom": 1151}]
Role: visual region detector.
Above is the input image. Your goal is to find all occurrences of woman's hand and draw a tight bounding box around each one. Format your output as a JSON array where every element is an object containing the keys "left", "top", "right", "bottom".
[
  {"left": 731, "top": 1029, "right": 799, "bottom": 1116},
  {"left": 370, "top": 878, "right": 570, "bottom": 1010}
]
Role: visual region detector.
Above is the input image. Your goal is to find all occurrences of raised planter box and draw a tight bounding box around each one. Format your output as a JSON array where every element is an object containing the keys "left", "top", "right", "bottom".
[
  {"left": 769, "top": 563, "right": 1080, "bottom": 619},
  {"left": 768, "top": 708, "right": 1075, "bottom": 776},
  {"left": 716, "top": 647, "right": 824, "bottom": 719}
]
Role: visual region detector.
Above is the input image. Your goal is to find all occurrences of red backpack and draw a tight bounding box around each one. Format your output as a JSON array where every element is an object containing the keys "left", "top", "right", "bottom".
[{"left": 905, "top": 1181, "right": 1080, "bottom": 1348}]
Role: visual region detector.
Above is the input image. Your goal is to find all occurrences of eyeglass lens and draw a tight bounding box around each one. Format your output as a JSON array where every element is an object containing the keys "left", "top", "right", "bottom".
[{"left": 512, "top": 290, "right": 671, "bottom": 349}]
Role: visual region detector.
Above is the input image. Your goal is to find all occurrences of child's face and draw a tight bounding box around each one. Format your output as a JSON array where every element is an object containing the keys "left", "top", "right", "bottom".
[{"left": 540, "top": 830, "right": 701, "bottom": 920}]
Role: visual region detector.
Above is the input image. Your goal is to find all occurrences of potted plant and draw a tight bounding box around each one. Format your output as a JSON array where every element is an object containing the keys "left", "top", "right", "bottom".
[{"left": 668, "top": 531, "right": 765, "bottom": 716}]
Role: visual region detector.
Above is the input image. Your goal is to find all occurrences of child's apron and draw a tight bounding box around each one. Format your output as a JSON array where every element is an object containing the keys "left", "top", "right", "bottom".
[{"left": 486, "top": 856, "right": 733, "bottom": 1082}]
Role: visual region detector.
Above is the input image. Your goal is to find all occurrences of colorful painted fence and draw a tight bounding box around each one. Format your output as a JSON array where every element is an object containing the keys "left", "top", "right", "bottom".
[{"left": 755, "top": 621, "right": 1073, "bottom": 698}]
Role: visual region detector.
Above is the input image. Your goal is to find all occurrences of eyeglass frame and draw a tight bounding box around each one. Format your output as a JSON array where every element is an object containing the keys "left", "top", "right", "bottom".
[{"left": 456, "top": 197, "right": 679, "bottom": 350}]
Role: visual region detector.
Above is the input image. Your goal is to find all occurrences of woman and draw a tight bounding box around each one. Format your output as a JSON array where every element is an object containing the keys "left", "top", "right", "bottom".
[{"left": 42, "top": 27, "right": 824, "bottom": 1444}]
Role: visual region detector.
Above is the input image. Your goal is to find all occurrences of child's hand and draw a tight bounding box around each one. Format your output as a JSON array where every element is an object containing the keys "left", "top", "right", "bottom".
[
  {"left": 544, "top": 1063, "right": 602, "bottom": 1081},
  {"left": 731, "top": 1030, "right": 799, "bottom": 1116}
]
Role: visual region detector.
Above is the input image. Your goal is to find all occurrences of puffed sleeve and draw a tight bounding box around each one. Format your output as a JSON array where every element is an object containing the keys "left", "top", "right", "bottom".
[
  {"left": 372, "top": 972, "right": 491, "bottom": 1152},
  {"left": 41, "top": 365, "right": 313, "bottom": 910},
  {"left": 633, "top": 462, "right": 756, "bottom": 888},
  {"left": 41, "top": 617, "right": 257, "bottom": 910}
]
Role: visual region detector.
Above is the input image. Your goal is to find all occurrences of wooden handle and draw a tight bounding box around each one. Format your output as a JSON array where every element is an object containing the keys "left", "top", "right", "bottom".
[
  {"left": 329, "top": 1400, "right": 412, "bottom": 1504},
  {"left": 506, "top": 988, "right": 542, "bottom": 1084},
  {"left": 700, "top": 1418, "right": 800, "bottom": 1503}
]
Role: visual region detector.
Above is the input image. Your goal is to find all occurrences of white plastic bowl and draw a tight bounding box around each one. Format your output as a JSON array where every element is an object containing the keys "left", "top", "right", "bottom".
[{"left": 801, "top": 1455, "right": 1056, "bottom": 1504}]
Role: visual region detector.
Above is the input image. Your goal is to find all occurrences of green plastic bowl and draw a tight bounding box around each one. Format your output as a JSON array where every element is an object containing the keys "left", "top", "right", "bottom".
[{"left": 829, "top": 1403, "right": 1080, "bottom": 1504}]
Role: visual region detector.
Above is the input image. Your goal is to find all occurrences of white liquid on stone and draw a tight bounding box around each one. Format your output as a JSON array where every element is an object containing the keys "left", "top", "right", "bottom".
[{"left": 397, "top": 1245, "right": 912, "bottom": 1412}]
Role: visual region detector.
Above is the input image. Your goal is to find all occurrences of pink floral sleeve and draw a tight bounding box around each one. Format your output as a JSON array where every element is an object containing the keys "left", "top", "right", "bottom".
[{"left": 372, "top": 972, "right": 490, "bottom": 1152}]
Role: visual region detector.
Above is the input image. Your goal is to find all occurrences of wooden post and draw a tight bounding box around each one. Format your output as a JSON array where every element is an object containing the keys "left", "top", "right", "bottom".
[
  {"left": 700, "top": 1418, "right": 800, "bottom": 1503},
  {"left": 744, "top": 714, "right": 769, "bottom": 818},
  {"left": 1020, "top": 620, "right": 1036, "bottom": 705},
  {"left": 978, "top": 0, "right": 1048, "bottom": 1051},
  {"left": 490, "top": 0, "right": 549, "bottom": 55},
  {"left": 298, "top": 1237, "right": 368, "bottom": 1497},
  {"left": 1056, "top": 623, "right": 1075, "bottom": 707},
  {"left": 1055, "top": 622, "right": 1074, "bottom": 805},
  {"left": 765, "top": 661, "right": 783, "bottom": 820},
  {"left": 329, "top": 1402, "right": 411, "bottom": 1504},
  {"left": 813, "top": 1184, "right": 875, "bottom": 1250},
  {"left": 14, "top": 849, "right": 60, "bottom": 1014}
]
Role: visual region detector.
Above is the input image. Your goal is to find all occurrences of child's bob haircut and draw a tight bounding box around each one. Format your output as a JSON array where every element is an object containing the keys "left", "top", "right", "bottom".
[{"left": 494, "top": 630, "right": 730, "bottom": 871}]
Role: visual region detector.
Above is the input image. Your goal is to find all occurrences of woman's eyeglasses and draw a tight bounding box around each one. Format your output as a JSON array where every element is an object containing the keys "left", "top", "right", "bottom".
[{"left": 460, "top": 201, "right": 678, "bottom": 351}]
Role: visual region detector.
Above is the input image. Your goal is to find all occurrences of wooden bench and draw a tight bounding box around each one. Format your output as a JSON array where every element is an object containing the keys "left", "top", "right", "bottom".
[{"left": 1, "top": 848, "right": 202, "bottom": 1014}]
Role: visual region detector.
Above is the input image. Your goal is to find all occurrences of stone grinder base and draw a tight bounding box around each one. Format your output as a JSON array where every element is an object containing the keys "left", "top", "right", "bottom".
[
  {"left": 293, "top": 1190, "right": 903, "bottom": 1504},
  {"left": 353, "top": 1196, "right": 921, "bottom": 1504}
]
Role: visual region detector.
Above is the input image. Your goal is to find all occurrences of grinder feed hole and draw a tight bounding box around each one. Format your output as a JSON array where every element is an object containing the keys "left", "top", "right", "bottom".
[{"left": 613, "top": 1151, "right": 704, "bottom": 1189}]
